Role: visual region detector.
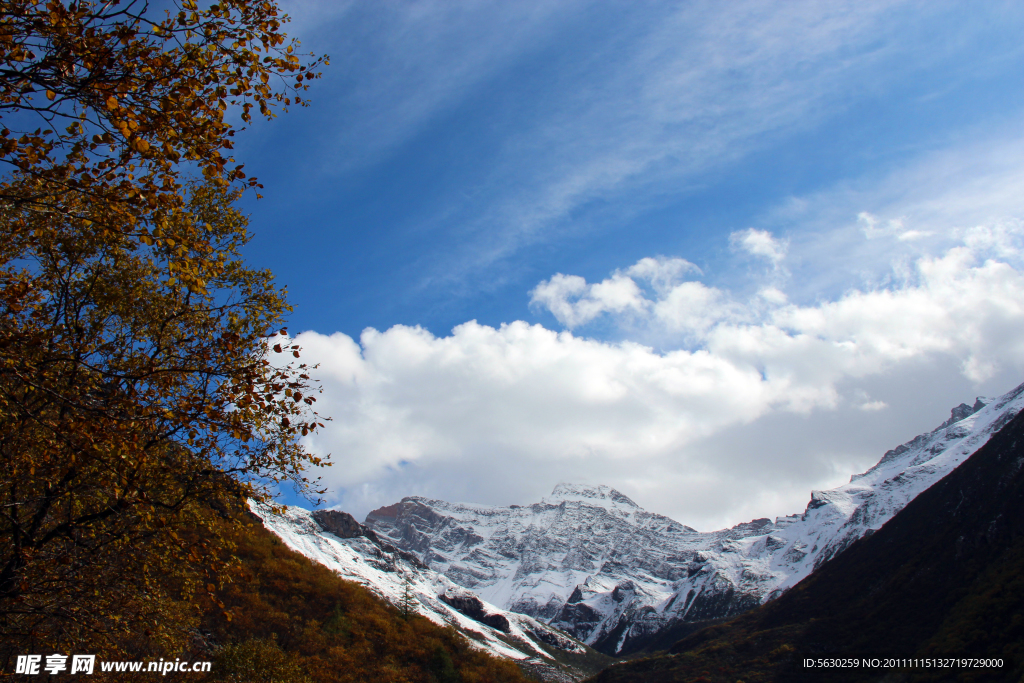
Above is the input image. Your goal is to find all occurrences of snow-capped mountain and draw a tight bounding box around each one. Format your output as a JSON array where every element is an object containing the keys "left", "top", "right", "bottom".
[
  {"left": 249, "top": 502, "right": 594, "bottom": 681},
  {"left": 364, "top": 381, "right": 1024, "bottom": 655}
]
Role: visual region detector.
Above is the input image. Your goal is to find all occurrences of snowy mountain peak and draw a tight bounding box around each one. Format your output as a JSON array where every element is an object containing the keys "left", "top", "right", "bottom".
[
  {"left": 543, "top": 483, "right": 639, "bottom": 509},
  {"left": 363, "top": 379, "right": 1024, "bottom": 656},
  {"left": 933, "top": 396, "right": 990, "bottom": 432}
]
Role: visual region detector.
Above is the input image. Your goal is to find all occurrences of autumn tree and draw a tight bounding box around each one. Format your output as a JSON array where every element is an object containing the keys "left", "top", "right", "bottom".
[
  {"left": 0, "top": 0, "right": 325, "bottom": 221},
  {"left": 0, "top": 180, "right": 329, "bottom": 657},
  {"left": 0, "top": 0, "right": 329, "bottom": 659}
]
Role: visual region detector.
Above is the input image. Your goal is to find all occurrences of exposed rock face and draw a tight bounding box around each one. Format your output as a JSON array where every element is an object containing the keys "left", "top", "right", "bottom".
[
  {"left": 311, "top": 509, "right": 373, "bottom": 540},
  {"left": 439, "top": 592, "right": 512, "bottom": 632},
  {"left": 311, "top": 509, "right": 426, "bottom": 570},
  {"left": 365, "top": 382, "right": 1024, "bottom": 655}
]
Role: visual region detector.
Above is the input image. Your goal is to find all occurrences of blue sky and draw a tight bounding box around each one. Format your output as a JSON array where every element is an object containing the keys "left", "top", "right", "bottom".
[{"left": 234, "top": 1, "right": 1024, "bottom": 529}]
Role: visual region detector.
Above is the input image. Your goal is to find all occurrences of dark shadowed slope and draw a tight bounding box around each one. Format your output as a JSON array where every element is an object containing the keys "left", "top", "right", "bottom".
[{"left": 589, "top": 409, "right": 1024, "bottom": 683}]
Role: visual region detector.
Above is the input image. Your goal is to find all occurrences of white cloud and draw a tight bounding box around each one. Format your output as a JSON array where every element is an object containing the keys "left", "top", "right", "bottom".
[
  {"left": 731, "top": 228, "right": 788, "bottom": 265},
  {"left": 298, "top": 222, "right": 1024, "bottom": 528},
  {"left": 529, "top": 256, "right": 699, "bottom": 328},
  {"left": 758, "top": 287, "right": 788, "bottom": 305},
  {"left": 761, "top": 128, "right": 1024, "bottom": 307},
  {"left": 528, "top": 273, "right": 646, "bottom": 328},
  {"left": 858, "top": 212, "right": 932, "bottom": 242},
  {"left": 626, "top": 257, "right": 702, "bottom": 294}
]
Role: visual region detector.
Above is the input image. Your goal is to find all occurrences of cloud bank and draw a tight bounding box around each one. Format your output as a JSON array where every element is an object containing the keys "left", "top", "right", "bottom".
[
  {"left": 267, "top": 1, "right": 1024, "bottom": 529},
  {"left": 297, "top": 220, "right": 1024, "bottom": 528}
]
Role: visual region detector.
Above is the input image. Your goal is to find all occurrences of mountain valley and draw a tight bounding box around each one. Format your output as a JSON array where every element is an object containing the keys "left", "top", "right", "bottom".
[{"left": 254, "top": 380, "right": 1024, "bottom": 679}]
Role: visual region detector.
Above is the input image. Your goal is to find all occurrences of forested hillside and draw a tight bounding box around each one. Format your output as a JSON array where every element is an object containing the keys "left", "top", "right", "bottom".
[{"left": 193, "top": 511, "right": 532, "bottom": 683}]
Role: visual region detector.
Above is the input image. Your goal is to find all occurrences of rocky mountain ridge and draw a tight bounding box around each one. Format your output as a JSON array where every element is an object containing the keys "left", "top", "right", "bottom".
[{"left": 364, "top": 381, "right": 1024, "bottom": 655}]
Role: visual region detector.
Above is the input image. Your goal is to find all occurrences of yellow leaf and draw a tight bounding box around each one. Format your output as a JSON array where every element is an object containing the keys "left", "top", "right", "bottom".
[
  {"left": 46, "top": 90, "right": 56, "bottom": 101},
  {"left": 106, "top": 96, "right": 117, "bottom": 110}
]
